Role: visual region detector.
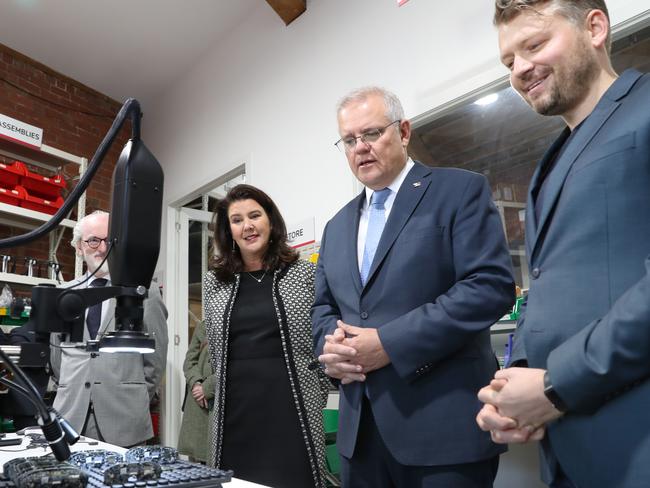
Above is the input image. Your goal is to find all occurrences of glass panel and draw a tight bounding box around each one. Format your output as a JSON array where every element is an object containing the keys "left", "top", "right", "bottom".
[
  {"left": 409, "top": 25, "right": 650, "bottom": 290},
  {"left": 183, "top": 171, "right": 246, "bottom": 344}
]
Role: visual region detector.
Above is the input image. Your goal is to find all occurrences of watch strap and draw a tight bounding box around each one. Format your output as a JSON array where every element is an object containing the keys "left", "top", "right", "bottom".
[{"left": 543, "top": 371, "right": 568, "bottom": 413}]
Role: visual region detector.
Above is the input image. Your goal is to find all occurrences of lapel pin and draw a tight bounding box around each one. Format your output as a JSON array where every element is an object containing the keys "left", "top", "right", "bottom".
[{"left": 413, "top": 181, "right": 421, "bottom": 187}]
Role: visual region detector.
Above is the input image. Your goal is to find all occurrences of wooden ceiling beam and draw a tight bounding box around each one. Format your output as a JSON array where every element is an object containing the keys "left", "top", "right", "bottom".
[{"left": 265, "top": 0, "right": 306, "bottom": 26}]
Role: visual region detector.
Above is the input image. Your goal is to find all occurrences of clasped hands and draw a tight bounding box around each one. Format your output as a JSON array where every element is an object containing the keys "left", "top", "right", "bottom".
[
  {"left": 476, "top": 367, "right": 564, "bottom": 444},
  {"left": 318, "top": 320, "right": 390, "bottom": 385}
]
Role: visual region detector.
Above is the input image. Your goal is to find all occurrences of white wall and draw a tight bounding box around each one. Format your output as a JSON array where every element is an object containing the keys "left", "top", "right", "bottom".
[
  {"left": 146, "top": 0, "right": 648, "bottom": 482},
  {"left": 146, "top": 0, "right": 648, "bottom": 233}
]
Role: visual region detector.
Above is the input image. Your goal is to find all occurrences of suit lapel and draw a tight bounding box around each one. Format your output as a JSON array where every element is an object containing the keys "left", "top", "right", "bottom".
[
  {"left": 347, "top": 191, "right": 365, "bottom": 294},
  {"left": 529, "top": 70, "right": 643, "bottom": 259},
  {"left": 533, "top": 108, "right": 616, "bottom": 252},
  {"left": 526, "top": 129, "right": 569, "bottom": 259},
  {"left": 98, "top": 298, "right": 116, "bottom": 337},
  {"left": 363, "top": 163, "right": 431, "bottom": 290}
]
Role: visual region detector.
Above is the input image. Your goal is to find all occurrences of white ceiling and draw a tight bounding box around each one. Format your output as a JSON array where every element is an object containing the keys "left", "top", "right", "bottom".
[{"left": 0, "top": 0, "right": 262, "bottom": 106}]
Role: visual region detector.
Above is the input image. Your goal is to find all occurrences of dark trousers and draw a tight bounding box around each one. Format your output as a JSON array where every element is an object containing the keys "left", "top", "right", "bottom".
[
  {"left": 550, "top": 466, "right": 578, "bottom": 488},
  {"left": 340, "top": 398, "right": 499, "bottom": 488}
]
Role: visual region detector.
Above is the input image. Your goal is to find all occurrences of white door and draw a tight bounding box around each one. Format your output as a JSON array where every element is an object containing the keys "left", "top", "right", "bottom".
[{"left": 162, "top": 205, "right": 212, "bottom": 446}]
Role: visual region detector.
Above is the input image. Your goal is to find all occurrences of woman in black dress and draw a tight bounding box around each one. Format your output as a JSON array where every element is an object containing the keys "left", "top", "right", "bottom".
[{"left": 203, "top": 184, "right": 329, "bottom": 488}]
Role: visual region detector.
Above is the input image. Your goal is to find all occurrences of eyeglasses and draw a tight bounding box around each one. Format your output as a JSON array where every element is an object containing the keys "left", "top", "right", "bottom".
[
  {"left": 83, "top": 237, "right": 109, "bottom": 249},
  {"left": 335, "top": 120, "right": 401, "bottom": 152}
]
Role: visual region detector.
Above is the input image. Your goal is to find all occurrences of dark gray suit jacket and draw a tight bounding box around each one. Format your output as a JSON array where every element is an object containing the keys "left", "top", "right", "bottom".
[
  {"left": 510, "top": 69, "right": 650, "bottom": 487},
  {"left": 312, "top": 162, "right": 515, "bottom": 466}
]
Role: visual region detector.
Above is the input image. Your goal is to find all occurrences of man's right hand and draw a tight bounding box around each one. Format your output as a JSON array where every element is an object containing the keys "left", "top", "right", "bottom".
[
  {"left": 476, "top": 378, "right": 546, "bottom": 444},
  {"left": 191, "top": 382, "right": 207, "bottom": 408},
  {"left": 319, "top": 325, "right": 366, "bottom": 384}
]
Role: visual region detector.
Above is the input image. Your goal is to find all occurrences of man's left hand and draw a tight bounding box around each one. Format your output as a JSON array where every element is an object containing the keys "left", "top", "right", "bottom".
[
  {"left": 338, "top": 321, "right": 390, "bottom": 373},
  {"left": 478, "top": 368, "right": 563, "bottom": 430}
]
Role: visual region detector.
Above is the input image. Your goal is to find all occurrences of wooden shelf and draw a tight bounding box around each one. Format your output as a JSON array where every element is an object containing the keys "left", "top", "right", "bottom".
[
  {"left": 0, "top": 201, "right": 75, "bottom": 229},
  {"left": 0, "top": 137, "right": 83, "bottom": 171},
  {"left": 0, "top": 272, "right": 57, "bottom": 286},
  {"left": 494, "top": 200, "right": 526, "bottom": 209},
  {"left": 491, "top": 321, "right": 516, "bottom": 334}
]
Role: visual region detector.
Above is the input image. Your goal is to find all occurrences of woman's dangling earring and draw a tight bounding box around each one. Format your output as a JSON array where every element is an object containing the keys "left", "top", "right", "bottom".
[{"left": 232, "top": 239, "right": 236, "bottom": 253}]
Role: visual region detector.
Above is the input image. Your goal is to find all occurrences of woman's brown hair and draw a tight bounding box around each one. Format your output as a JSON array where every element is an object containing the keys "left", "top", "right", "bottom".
[{"left": 210, "top": 184, "right": 298, "bottom": 281}]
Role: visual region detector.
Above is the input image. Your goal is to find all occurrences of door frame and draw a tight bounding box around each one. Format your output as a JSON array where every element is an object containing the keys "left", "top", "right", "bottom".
[{"left": 162, "top": 163, "right": 247, "bottom": 446}]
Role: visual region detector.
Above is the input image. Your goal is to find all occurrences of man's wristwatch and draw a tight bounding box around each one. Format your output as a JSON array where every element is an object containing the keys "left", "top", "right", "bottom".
[{"left": 543, "top": 371, "right": 568, "bottom": 413}]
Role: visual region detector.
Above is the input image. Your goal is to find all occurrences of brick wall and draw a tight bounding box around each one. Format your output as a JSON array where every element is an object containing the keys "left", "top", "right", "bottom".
[{"left": 0, "top": 43, "right": 130, "bottom": 287}]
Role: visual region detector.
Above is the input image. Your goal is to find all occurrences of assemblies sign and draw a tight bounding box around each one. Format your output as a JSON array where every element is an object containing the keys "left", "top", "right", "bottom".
[{"left": 0, "top": 113, "right": 43, "bottom": 148}]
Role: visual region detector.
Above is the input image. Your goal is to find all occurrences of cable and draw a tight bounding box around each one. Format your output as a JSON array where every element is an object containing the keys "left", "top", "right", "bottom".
[
  {"left": 61, "top": 241, "right": 114, "bottom": 290},
  {"left": 0, "top": 349, "right": 77, "bottom": 460},
  {"left": 0, "top": 349, "right": 48, "bottom": 419},
  {"left": 0, "top": 376, "right": 41, "bottom": 411},
  {"left": 0, "top": 98, "right": 142, "bottom": 249}
]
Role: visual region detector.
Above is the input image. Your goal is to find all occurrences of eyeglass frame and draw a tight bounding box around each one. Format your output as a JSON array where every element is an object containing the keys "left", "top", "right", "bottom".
[
  {"left": 82, "top": 237, "right": 109, "bottom": 249},
  {"left": 334, "top": 119, "right": 401, "bottom": 152}
]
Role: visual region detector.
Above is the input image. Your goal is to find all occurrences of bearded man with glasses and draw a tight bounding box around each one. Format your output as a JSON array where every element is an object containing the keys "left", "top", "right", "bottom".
[
  {"left": 50, "top": 210, "right": 168, "bottom": 447},
  {"left": 312, "top": 86, "right": 515, "bottom": 487}
]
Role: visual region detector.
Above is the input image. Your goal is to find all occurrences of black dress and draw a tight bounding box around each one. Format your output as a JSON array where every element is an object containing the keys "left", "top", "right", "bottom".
[{"left": 220, "top": 271, "right": 314, "bottom": 488}]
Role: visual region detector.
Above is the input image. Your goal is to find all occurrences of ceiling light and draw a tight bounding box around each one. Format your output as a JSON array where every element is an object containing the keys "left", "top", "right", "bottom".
[{"left": 474, "top": 93, "right": 499, "bottom": 106}]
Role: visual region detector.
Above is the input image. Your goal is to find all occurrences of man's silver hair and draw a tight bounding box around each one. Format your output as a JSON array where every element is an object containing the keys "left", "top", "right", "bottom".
[
  {"left": 336, "top": 86, "right": 405, "bottom": 123},
  {"left": 70, "top": 210, "right": 109, "bottom": 248}
]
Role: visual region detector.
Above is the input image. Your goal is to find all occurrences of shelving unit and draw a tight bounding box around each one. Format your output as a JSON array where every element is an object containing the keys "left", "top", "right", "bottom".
[
  {"left": 494, "top": 200, "right": 530, "bottom": 289},
  {"left": 491, "top": 320, "right": 516, "bottom": 335},
  {"left": 0, "top": 136, "right": 88, "bottom": 286},
  {"left": 0, "top": 272, "right": 56, "bottom": 287},
  {"left": 0, "top": 202, "right": 76, "bottom": 230}
]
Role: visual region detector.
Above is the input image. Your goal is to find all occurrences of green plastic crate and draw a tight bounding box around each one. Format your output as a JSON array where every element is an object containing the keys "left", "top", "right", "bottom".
[
  {"left": 326, "top": 443, "right": 340, "bottom": 476},
  {"left": 323, "top": 409, "right": 338, "bottom": 444}
]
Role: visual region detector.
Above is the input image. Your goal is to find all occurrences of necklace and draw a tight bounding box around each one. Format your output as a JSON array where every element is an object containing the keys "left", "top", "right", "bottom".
[{"left": 245, "top": 270, "right": 267, "bottom": 283}]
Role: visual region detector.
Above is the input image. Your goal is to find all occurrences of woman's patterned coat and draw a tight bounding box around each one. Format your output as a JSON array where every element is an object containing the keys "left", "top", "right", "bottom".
[{"left": 204, "top": 259, "right": 329, "bottom": 487}]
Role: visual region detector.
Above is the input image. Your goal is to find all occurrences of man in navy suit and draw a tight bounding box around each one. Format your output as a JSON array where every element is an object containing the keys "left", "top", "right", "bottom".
[
  {"left": 477, "top": 1, "right": 650, "bottom": 487},
  {"left": 312, "top": 87, "right": 515, "bottom": 487}
]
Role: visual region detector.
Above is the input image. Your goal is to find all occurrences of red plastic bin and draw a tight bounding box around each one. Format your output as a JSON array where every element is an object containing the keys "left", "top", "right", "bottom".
[
  {"left": 0, "top": 161, "right": 26, "bottom": 189},
  {"left": 20, "top": 188, "right": 64, "bottom": 215},
  {"left": 0, "top": 185, "right": 26, "bottom": 206},
  {"left": 20, "top": 166, "right": 66, "bottom": 200},
  {"left": 150, "top": 412, "right": 160, "bottom": 438}
]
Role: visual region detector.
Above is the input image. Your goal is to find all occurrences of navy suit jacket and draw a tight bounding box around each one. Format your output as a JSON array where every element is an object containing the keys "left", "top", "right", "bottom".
[
  {"left": 510, "top": 70, "right": 650, "bottom": 487},
  {"left": 312, "top": 162, "right": 515, "bottom": 466}
]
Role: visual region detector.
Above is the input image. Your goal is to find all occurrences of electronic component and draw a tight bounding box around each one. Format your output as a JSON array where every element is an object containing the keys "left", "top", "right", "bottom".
[
  {"left": 68, "top": 449, "right": 123, "bottom": 469},
  {"left": 125, "top": 445, "right": 178, "bottom": 464},
  {"left": 101, "top": 461, "right": 161, "bottom": 485},
  {"left": 2, "top": 449, "right": 234, "bottom": 487},
  {"left": 3, "top": 454, "right": 88, "bottom": 488}
]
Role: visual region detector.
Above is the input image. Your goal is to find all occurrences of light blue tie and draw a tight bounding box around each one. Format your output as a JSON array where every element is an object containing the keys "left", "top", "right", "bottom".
[{"left": 360, "top": 188, "right": 391, "bottom": 286}]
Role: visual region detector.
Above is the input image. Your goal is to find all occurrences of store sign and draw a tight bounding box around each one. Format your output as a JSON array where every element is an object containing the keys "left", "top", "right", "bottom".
[
  {"left": 287, "top": 218, "right": 315, "bottom": 249},
  {"left": 0, "top": 113, "right": 43, "bottom": 148}
]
